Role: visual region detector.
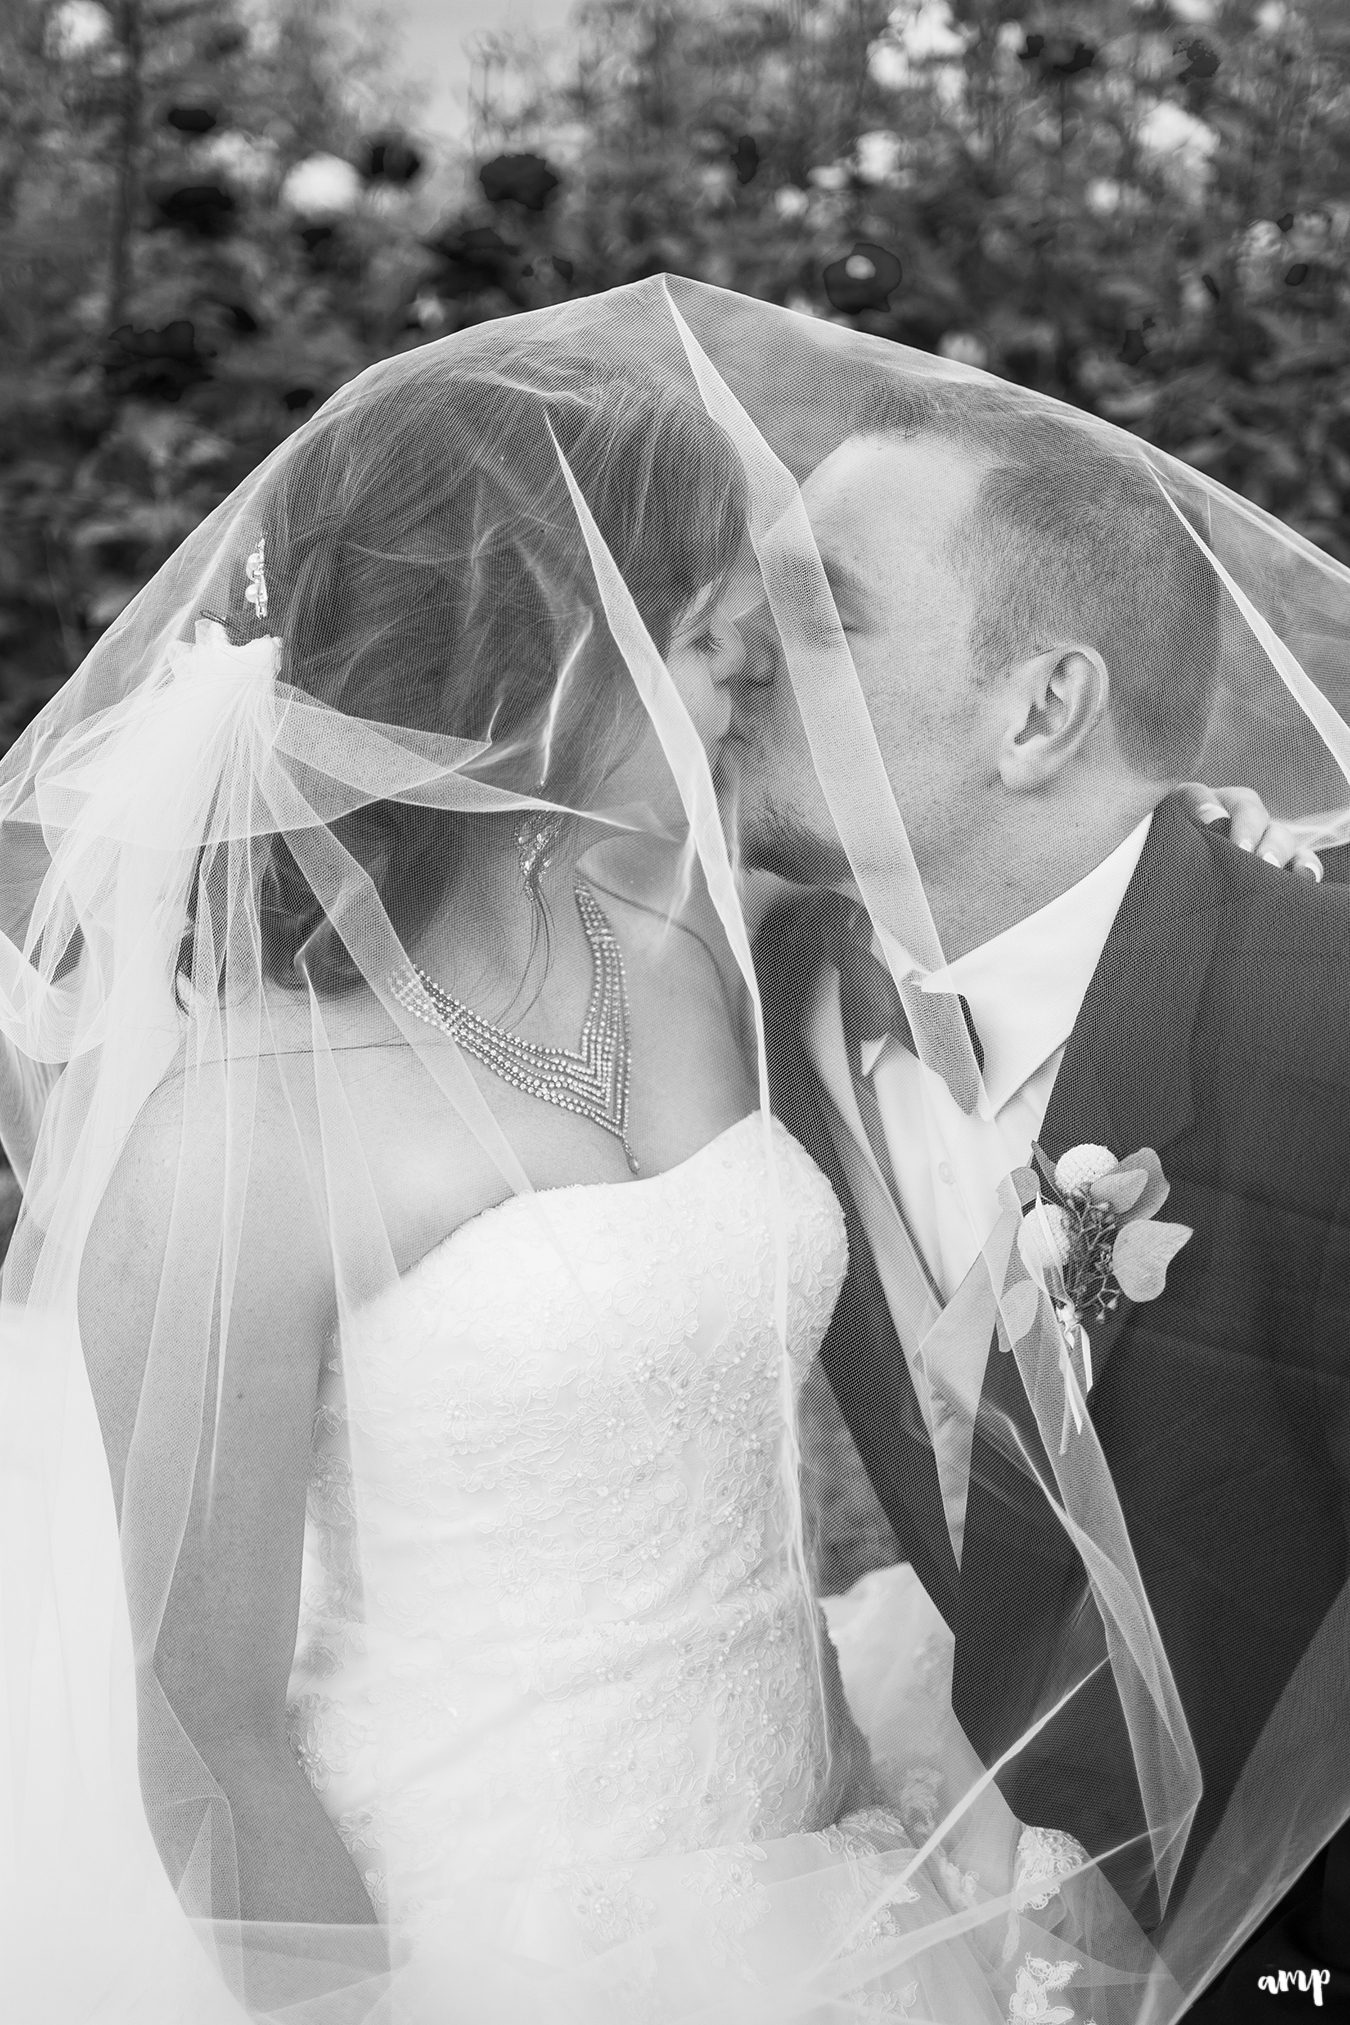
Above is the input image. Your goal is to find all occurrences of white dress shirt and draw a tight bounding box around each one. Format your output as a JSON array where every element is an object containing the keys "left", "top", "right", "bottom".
[{"left": 806, "top": 815, "right": 1152, "bottom": 1563}]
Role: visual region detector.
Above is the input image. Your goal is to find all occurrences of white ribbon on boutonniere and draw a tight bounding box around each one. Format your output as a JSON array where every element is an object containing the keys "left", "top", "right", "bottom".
[{"left": 1008, "top": 1143, "right": 1192, "bottom": 1453}]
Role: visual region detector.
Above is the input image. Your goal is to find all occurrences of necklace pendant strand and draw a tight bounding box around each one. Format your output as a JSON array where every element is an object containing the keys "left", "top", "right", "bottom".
[{"left": 389, "top": 880, "right": 639, "bottom": 1175}]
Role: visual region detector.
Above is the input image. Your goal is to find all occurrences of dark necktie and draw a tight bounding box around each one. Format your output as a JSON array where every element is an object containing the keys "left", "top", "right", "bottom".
[{"left": 812, "top": 893, "right": 984, "bottom": 1114}]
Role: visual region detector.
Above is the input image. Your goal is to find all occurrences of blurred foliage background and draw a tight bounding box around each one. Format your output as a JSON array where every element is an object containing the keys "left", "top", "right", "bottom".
[
  {"left": 2, "top": 0, "right": 1350, "bottom": 1562},
  {"left": 4, "top": 0, "right": 1350, "bottom": 768}
]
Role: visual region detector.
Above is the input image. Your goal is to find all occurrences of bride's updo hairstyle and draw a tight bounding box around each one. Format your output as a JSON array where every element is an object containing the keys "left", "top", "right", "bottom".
[{"left": 185, "top": 362, "right": 747, "bottom": 996}]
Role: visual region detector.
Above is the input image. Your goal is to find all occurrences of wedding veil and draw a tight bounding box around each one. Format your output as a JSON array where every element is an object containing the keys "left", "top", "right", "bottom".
[{"left": 1, "top": 277, "right": 1347, "bottom": 2022}]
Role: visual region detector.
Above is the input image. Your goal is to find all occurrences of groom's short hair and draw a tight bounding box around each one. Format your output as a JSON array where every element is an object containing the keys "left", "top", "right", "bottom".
[{"left": 851, "top": 380, "right": 1223, "bottom": 778}]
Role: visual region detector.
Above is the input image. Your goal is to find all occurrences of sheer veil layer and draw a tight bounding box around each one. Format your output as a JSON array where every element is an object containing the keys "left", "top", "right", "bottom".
[{"left": 1, "top": 277, "right": 1347, "bottom": 2022}]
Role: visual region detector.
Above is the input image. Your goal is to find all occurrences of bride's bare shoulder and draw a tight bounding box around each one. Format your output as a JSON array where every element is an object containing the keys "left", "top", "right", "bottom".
[
  {"left": 85, "top": 980, "right": 509, "bottom": 1308},
  {"left": 80, "top": 991, "right": 380, "bottom": 1336}
]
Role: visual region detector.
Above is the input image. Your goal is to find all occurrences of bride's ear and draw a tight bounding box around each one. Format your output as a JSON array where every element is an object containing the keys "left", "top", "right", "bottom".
[{"left": 996, "top": 645, "right": 1110, "bottom": 791}]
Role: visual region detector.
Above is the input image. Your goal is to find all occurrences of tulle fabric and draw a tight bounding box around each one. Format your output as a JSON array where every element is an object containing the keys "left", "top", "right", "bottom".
[{"left": 0, "top": 276, "right": 1345, "bottom": 2021}]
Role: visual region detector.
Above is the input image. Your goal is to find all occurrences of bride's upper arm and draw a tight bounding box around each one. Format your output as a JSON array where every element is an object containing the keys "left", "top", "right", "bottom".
[{"left": 80, "top": 1069, "right": 334, "bottom": 1754}]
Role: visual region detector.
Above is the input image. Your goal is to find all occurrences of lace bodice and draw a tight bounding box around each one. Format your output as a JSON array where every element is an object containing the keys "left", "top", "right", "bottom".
[
  {"left": 287, "top": 1112, "right": 850, "bottom": 1926},
  {"left": 283, "top": 1114, "right": 1099, "bottom": 2025}
]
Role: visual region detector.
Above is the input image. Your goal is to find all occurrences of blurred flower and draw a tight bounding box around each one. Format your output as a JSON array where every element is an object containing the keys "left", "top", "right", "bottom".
[
  {"left": 410, "top": 291, "right": 449, "bottom": 331},
  {"left": 1086, "top": 178, "right": 1124, "bottom": 216},
  {"left": 45, "top": 0, "right": 110, "bottom": 57},
  {"left": 774, "top": 186, "right": 810, "bottom": 221},
  {"left": 891, "top": 0, "right": 967, "bottom": 61},
  {"left": 359, "top": 133, "right": 425, "bottom": 188},
  {"left": 937, "top": 331, "right": 988, "bottom": 368},
  {"left": 153, "top": 183, "right": 238, "bottom": 239},
  {"left": 1020, "top": 30, "right": 1098, "bottom": 82},
  {"left": 1176, "top": 38, "right": 1221, "bottom": 85},
  {"left": 201, "top": 131, "right": 278, "bottom": 194},
  {"left": 101, "top": 321, "right": 213, "bottom": 404},
  {"left": 297, "top": 223, "right": 344, "bottom": 271},
  {"left": 422, "top": 223, "right": 522, "bottom": 302},
  {"left": 1136, "top": 101, "right": 1219, "bottom": 180},
  {"left": 730, "top": 135, "right": 760, "bottom": 185},
  {"left": 867, "top": 40, "right": 911, "bottom": 89},
  {"left": 869, "top": 0, "right": 966, "bottom": 87},
  {"left": 785, "top": 291, "right": 823, "bottom": 317},
  {"left": 822, "top": 242, "right": 903, "bottom": 314},
  {"left": 479, "top": 153, "right": 561, "bottom": 210},
  {"left": 695, "top": 163, "right": 733, "bottom": 207},
  {"left": 808, "top": 163, "right": 851, "bottom": 192},
  {"left": 855, "top": 130, "right": 904, "bottom": 185},
  {"left": 1254, "top": 0, "right": 1286, "bottom": 29},
  {"left": 165, "top": 105, "right": 218, "bottom": 137},
  {"left": 281, "top": 153, "right": 362, "bottom": 220},
  {"left": 1169, "top": 0, "right": 1218, "bottom": 21}
]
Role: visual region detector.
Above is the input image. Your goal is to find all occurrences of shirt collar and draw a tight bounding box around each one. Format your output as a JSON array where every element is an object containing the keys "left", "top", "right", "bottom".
[{"left": 871, "top": 815, "right": 1153, "bottom": 1110}]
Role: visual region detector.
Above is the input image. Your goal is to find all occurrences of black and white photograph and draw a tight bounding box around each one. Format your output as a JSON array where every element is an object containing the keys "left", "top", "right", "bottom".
[{"left": 2, "top": 2, "right": 1349, "bottom": 2021}]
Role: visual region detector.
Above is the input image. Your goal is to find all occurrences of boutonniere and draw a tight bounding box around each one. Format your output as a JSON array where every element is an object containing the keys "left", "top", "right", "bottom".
[{"left": 1012, "top": 1142, "right": 1192, "bottom": 1447}]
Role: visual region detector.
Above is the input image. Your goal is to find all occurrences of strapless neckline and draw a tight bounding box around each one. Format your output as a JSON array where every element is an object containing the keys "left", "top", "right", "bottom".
[{"left": 399, "top": 1109, "right": 772, "bottom": 1286}]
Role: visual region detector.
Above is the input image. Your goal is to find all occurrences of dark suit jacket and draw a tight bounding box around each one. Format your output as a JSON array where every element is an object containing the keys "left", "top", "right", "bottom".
[{"left": 757, "top": 795, "right": 1350, "bottom": 1944}]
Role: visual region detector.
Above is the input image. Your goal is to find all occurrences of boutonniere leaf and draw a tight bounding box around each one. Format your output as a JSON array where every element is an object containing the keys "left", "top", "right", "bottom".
[
  {"left": 1101, "top": 1147, "right": 1170, "bottom": 1223},
  {"left": 1090, "top": 1165, "right": 1150, "bottom": 1215},
  {"left": 1110, "top": 1217, "right": 1192, "bottom": 1302}
]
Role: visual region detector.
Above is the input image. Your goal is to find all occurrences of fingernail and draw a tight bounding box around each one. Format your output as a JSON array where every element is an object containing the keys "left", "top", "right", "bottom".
[
  {"left": 1237, "top": 837, "right": 1255, "bottom": 851},
  {"left": 1196, "top": 803, "right": 1227, "bottom": 823},
  {"left": 1260, "top": 849, "right": 1282, "bottom": 866},
  {"left": 1297, "top": 859, "right": 1324, "bottom": 883}
]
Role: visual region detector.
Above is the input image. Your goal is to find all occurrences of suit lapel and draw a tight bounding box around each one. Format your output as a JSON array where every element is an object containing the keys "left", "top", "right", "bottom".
[
  {"left": 1036, "top": 796, "right": 1219, "bottom": 1388},
  {"left": 955, "top": 801, "right": 1227, "bottom": 1737}
]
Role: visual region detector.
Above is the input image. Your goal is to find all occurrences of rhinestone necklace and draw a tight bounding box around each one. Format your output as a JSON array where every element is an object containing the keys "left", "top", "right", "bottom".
[{"left": 389, "top": 880, "right": 638, "bottom": 1174}]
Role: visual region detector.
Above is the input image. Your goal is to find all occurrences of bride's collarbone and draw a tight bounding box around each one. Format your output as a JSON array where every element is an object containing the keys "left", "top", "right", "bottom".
[
  {"left": 359, "top": 1070, "right": 754, "bottom": 1280},
  {"left": 340, "top": 1046, "right": 753, "bottom": 1284}
]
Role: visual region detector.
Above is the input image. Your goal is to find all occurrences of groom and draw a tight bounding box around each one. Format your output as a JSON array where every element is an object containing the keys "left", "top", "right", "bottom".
[{"left": 737, "top": 392, "right": 1350, "bottom": 2006}]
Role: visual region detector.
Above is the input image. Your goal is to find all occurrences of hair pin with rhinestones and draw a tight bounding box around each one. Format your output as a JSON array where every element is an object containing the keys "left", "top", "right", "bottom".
[{"left": 244, "top": 535, "right": 269, "bottom": 621}]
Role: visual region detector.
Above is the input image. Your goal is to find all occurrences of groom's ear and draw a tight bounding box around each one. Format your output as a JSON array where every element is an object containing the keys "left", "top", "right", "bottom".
[{"left": 997, "top": 645, "right": 1111, "bottom": 791}]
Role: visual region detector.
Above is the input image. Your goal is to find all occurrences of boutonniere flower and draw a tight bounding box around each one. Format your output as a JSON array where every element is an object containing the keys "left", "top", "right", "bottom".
[{"left": 1012, "top": 1142, "right": 1192, "bottom": 1447}]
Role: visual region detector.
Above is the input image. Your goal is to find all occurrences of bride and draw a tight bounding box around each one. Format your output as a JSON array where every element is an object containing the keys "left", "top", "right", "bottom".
[{"left": 0, "top": 283, "right": 1340, "bottom": 2024}]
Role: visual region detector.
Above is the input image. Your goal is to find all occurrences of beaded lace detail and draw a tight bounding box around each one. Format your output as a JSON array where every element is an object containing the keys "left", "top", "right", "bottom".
[
  {"left": 287, "top": 1115, "right": 848, "bottom": 1917},
  {"left": 1014, "top": 1825, "right": 1092, "bottom": 1913}
]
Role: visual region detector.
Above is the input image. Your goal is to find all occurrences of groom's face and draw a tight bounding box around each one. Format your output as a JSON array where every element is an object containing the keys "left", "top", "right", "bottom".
[{"left": 724, "top": 433, "right": 998, "bottom": 887}]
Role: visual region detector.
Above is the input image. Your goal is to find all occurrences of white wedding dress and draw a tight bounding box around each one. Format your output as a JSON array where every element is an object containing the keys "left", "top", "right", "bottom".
[{"left": 283, "top": 1115, "right": 1056, "bottom": 2023}]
